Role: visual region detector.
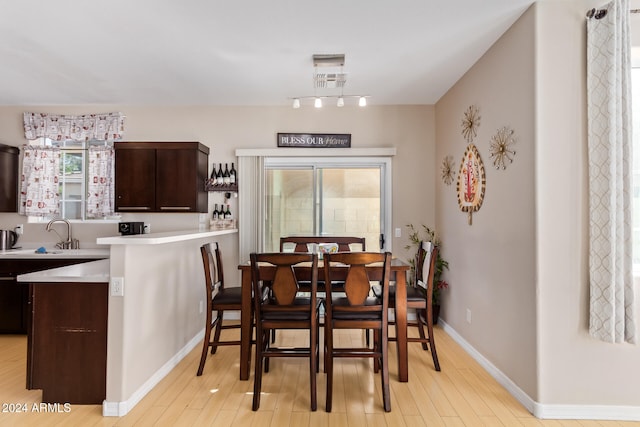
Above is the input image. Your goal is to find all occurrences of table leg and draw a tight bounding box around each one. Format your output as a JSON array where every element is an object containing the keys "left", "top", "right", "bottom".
[
  {"left": 394, "top": 271, "right": 408, "bottom": 382},
  {"left": 240, "top": 269, "right": 252, "bottom": 381}
]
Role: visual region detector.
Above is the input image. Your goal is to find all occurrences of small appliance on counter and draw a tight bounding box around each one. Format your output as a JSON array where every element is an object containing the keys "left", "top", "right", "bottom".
[
  {"left": 0, "top": 229, "right": 18, "bottom": 250},
  {"left": 118, "top": 222, "right": 145, "bottom": 235}
]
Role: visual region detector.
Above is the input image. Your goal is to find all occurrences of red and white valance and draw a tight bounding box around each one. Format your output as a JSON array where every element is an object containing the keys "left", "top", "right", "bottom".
[{"left": 23, "top": 112, "right": 125, "bottom": 142}]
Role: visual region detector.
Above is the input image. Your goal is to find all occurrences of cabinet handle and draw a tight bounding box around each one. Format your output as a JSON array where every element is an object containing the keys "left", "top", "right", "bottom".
[
  {"left": 0, "top": 276, "right": 15, "bottom": 281},
  {"left": 159, "top": 207, "right": 191, "bottom": 211},
  {"left": 117, "top": 207, "right": 151, "bottom": 210}
]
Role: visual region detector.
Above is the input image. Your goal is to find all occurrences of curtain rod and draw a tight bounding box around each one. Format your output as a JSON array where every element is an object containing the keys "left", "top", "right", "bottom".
[{"left": 587, "top": 8, "right": 640, "bottom": 19}]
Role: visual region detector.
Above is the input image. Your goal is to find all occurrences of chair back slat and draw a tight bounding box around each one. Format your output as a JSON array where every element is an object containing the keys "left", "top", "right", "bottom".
[
  {"left": 272, "top": 265, "right": 300, "bottom": 305},
  {"left": 343, "top": 265, "right": 372, "bottom": 305}
]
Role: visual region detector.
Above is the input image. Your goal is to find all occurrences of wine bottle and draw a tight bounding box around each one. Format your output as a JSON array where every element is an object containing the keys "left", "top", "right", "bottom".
[
  {"left": 210, "top": 163, "right": 218, "bottom": 186},
  {"left": 230, "top": 162, "right": 236, "bottom": 185},
  {"left": 212, "top": 204, "right": 219, "bottom": 220},
  {"left": 217, "top": 163, "right": 224, "bottom": 186},
  {"left": 223, "top": 163, "right": 231, "bottom": 185},
  {"left": 224, "top": 204, "right": 232, "bottom": 219}
]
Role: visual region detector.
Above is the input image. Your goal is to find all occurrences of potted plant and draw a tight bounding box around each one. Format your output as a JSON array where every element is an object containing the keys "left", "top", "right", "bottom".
[{"left": 405, "top": 224, "right": 450, "bottom": 323}]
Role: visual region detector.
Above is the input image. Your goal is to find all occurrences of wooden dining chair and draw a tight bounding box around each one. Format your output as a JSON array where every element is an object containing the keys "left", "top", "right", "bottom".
[
  {"left": 196, "top": 242, "right": 246, "bottom": 376},
  {"left": 323, "top": 251, "right": 392, "bottom": 412},
  {"left": 250, "top": 252, "right": 321, "bottom": 411},
  {"left": 374, "top": 241, "right": 441, "bottom": 371}
]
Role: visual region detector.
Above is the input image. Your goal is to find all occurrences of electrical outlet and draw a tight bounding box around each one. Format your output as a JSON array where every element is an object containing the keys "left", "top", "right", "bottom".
[
  {"left": 143, "top": 223, "right": 151, "bottom": 234},
  {"left": 395, "top": 227, "right": 401, "bottom": 238},
  {"left": 15, "top": 224, "right": 23, "bottom": 235},
  {"left": 199, "top": 300, "right": 204, "bottom": 314},
  {"left": 466, "top": 308, "right": 472, "bottom": 324},
  {"left": 111, "top": 277, "right": 124, "bottom": 297}
]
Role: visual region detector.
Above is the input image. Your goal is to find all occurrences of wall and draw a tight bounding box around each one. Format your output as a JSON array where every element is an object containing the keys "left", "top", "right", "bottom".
[
  {"left": 535, "top": 0, "right": 640, "bottom": 413},
  {"left": 435, "top": 3, "right": 538, "bottom": 400},
  {"left": 436, "top": 0, "right": 640, "bottom": 418}
]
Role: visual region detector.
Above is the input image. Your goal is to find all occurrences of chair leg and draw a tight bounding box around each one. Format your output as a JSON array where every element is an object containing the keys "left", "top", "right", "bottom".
[
  {"left": 211, "top": 311, "right": 224, "bottom": 354},
  {"left": 373, "top": 329, "right": 380, "bottom": 373},
  {"left": 417, "top": 309, "right": 429, "bottom": 351},
  {"left": 252, "top": 326, "right": 264, "bottom": 411},
  {"left": 425, "top": 310, "right": 441, "bottom": 372},
  {"left": 325, "top": 322, "right": 333, "bottom": 412},
  {"left": 196, "top": 319, "right": 212, "bottom": 376},
  {"left": 380, "top": 328, "right": 391, "bottom": 412},
  {"left": 264, "top": 329, "right": 271, "bottom": 373},
  {"left": 310, "top": 320, "right": 318, "bottom": 411}
]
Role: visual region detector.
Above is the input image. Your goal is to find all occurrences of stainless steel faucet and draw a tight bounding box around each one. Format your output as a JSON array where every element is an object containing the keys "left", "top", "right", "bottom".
[{"left": 46, "top": 219, "right": 80, "bottom": 249}]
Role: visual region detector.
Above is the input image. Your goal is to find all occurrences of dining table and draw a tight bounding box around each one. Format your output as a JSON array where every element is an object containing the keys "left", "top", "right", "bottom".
[{"left": 237, "top": 257, "right": 411, "bottom": 382}]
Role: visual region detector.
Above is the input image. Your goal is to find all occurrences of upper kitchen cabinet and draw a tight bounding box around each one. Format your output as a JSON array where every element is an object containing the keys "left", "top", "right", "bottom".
[
  {"left": 115, "top": 142, "right": 209, "bottom": 213},
  {"left": 0, "top": 144, "right": 19, "bottom": 212}
]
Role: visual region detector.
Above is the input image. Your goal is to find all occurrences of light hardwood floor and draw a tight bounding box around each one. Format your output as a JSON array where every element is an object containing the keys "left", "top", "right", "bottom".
[{"left": 0, "top": 326, "right": 638, "bottom": 427}]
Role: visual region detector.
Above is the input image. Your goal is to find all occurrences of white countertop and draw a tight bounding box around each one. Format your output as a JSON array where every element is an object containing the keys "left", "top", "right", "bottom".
[
  {"left": 0, "top": 248, "right": 110, "bottom": 259},
  {"left": 96, "top": 228, "right": 237, "bottom": 245},
  {"left": 17, "top": 259, "right": 110, "bottom": 283}
]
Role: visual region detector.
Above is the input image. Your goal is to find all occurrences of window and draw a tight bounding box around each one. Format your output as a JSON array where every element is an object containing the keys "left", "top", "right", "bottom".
[{"left": 27, "top": 138, "right": 114, "bottom": 221}]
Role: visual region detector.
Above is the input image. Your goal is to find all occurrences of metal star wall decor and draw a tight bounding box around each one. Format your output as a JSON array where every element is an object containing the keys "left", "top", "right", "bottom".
[
  {"left": 441, "top": 155, "right": 456, "bottom": 185},
  {"left": 489, "top": 126, "right": 517, "bottom": 170},
  {"left": 461, "top": 105, "right": 481, "bottom": 143}
]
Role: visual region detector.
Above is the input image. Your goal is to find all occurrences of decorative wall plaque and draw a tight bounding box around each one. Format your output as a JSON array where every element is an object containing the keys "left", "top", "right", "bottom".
[
  {"left": 277, "top": 133, "right": 351, "bottom": 148},
  {"left": 461, "top": 105, "right": 481, "bottom": 143},
  {"left": 489, "top": 126, "right": 517, "bottom": 170},
  {"left": 441, "top": 155, "right": 456, "bottom": 185},
  {"left": 456, "top": 144, "right": 486, "bottom": 225}
]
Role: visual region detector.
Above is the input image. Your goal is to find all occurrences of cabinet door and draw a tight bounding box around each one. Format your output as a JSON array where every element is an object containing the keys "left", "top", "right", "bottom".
[
  {"left": 0, "top": 278, "right": 22, "bottom": 333},
  {"left": 156, "top": 148, "right": 200, "bottom": 211},
  {"left": 28, "top": 282, "right": 108, "bottom": 404},
  {"left": 0, "top": 144, "right": 19, "bottom": 212},
  {"left": 115, "top": 148, "right": 156, "bottom": 211}
]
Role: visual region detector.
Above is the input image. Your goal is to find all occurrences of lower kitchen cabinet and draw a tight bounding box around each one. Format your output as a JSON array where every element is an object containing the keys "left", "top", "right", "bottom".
[
  {"left": 27, "top": 281, "right": 108, "bottom": 404},
  {"left": 0, "top": 259, "right": 98, "bottom": 334}
]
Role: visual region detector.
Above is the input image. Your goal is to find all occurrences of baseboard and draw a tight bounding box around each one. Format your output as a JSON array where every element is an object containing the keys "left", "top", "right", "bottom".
[
  {"left": 102, "top": 330, "right": 204, "bottom": 417},
  {"left": 439, "top": 320, "right": 640, "bottom": 421}
]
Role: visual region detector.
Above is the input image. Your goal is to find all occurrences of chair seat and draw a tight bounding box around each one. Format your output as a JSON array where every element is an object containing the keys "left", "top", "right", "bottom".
[
  {"left": 371, "top": 284, "right": 425, "bottom": 303},
  {"left": 331, "top": 295, "right": 384, "bottom": 320},
  {"left": 212, "top": 286, "right": 243, "bottom": 306},
  {"left": 263, "top": 299, "right": 322, "bottom": 321}
]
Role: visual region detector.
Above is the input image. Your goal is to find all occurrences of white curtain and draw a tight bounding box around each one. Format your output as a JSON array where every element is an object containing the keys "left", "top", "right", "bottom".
[
  {"left": 86, "top": 146, "right": 115, "bottom": 218},
  {"left": 23, "top": 112, "right": 125, "bottom": 141},
  {"left": 238, "top": 156, "right": 264, "bottom": 263},
  {"left": 587, "top": 0, "right": 636, "bottom": 343},
  {"left": 19, "top": 146, "right": 61, "bottom": 217}
]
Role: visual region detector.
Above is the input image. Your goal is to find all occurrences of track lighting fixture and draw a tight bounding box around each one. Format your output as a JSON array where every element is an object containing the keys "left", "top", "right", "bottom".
[{"left": 290, "top": 54, "right": 370, "bottom": 109}]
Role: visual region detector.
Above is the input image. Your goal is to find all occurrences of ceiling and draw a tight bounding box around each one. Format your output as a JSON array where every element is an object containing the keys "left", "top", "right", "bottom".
[{"left": 0, "top": 0, "right": 536, "bottom": 107}]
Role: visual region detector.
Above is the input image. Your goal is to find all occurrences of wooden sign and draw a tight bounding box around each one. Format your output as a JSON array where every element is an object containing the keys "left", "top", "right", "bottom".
[{"left": 277, "top": 133, "right": 351, "bottom": 148}]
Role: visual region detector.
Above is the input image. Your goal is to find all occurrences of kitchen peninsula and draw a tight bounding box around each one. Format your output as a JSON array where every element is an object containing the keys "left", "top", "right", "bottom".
[{"left": 95, "top": 228, "right": 237, "bottom": 416}]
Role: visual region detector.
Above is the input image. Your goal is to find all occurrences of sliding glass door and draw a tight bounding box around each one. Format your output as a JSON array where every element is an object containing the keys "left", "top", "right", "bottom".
[{"left": 264, "top": 157, "right": 390, "bottom": 252}]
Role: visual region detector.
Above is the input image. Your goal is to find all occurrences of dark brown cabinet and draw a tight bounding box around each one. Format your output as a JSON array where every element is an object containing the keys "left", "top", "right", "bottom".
[
  {"left": 0, "top": 259, "right": 98, "bottom": 334},
  {"left": 115, "top": 141, "right": 209, "bottom": 212},
  {"left": 0, "top": 143, "right": 19, "bottom": 212},
  {"left": 27, "top": 280, "right": 108, "bottom": 404}
]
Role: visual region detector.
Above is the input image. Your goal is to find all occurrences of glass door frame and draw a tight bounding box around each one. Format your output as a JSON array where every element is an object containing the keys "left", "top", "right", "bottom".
[{"left": 264, "top": 156, "right": 393, "bottom": 251}]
